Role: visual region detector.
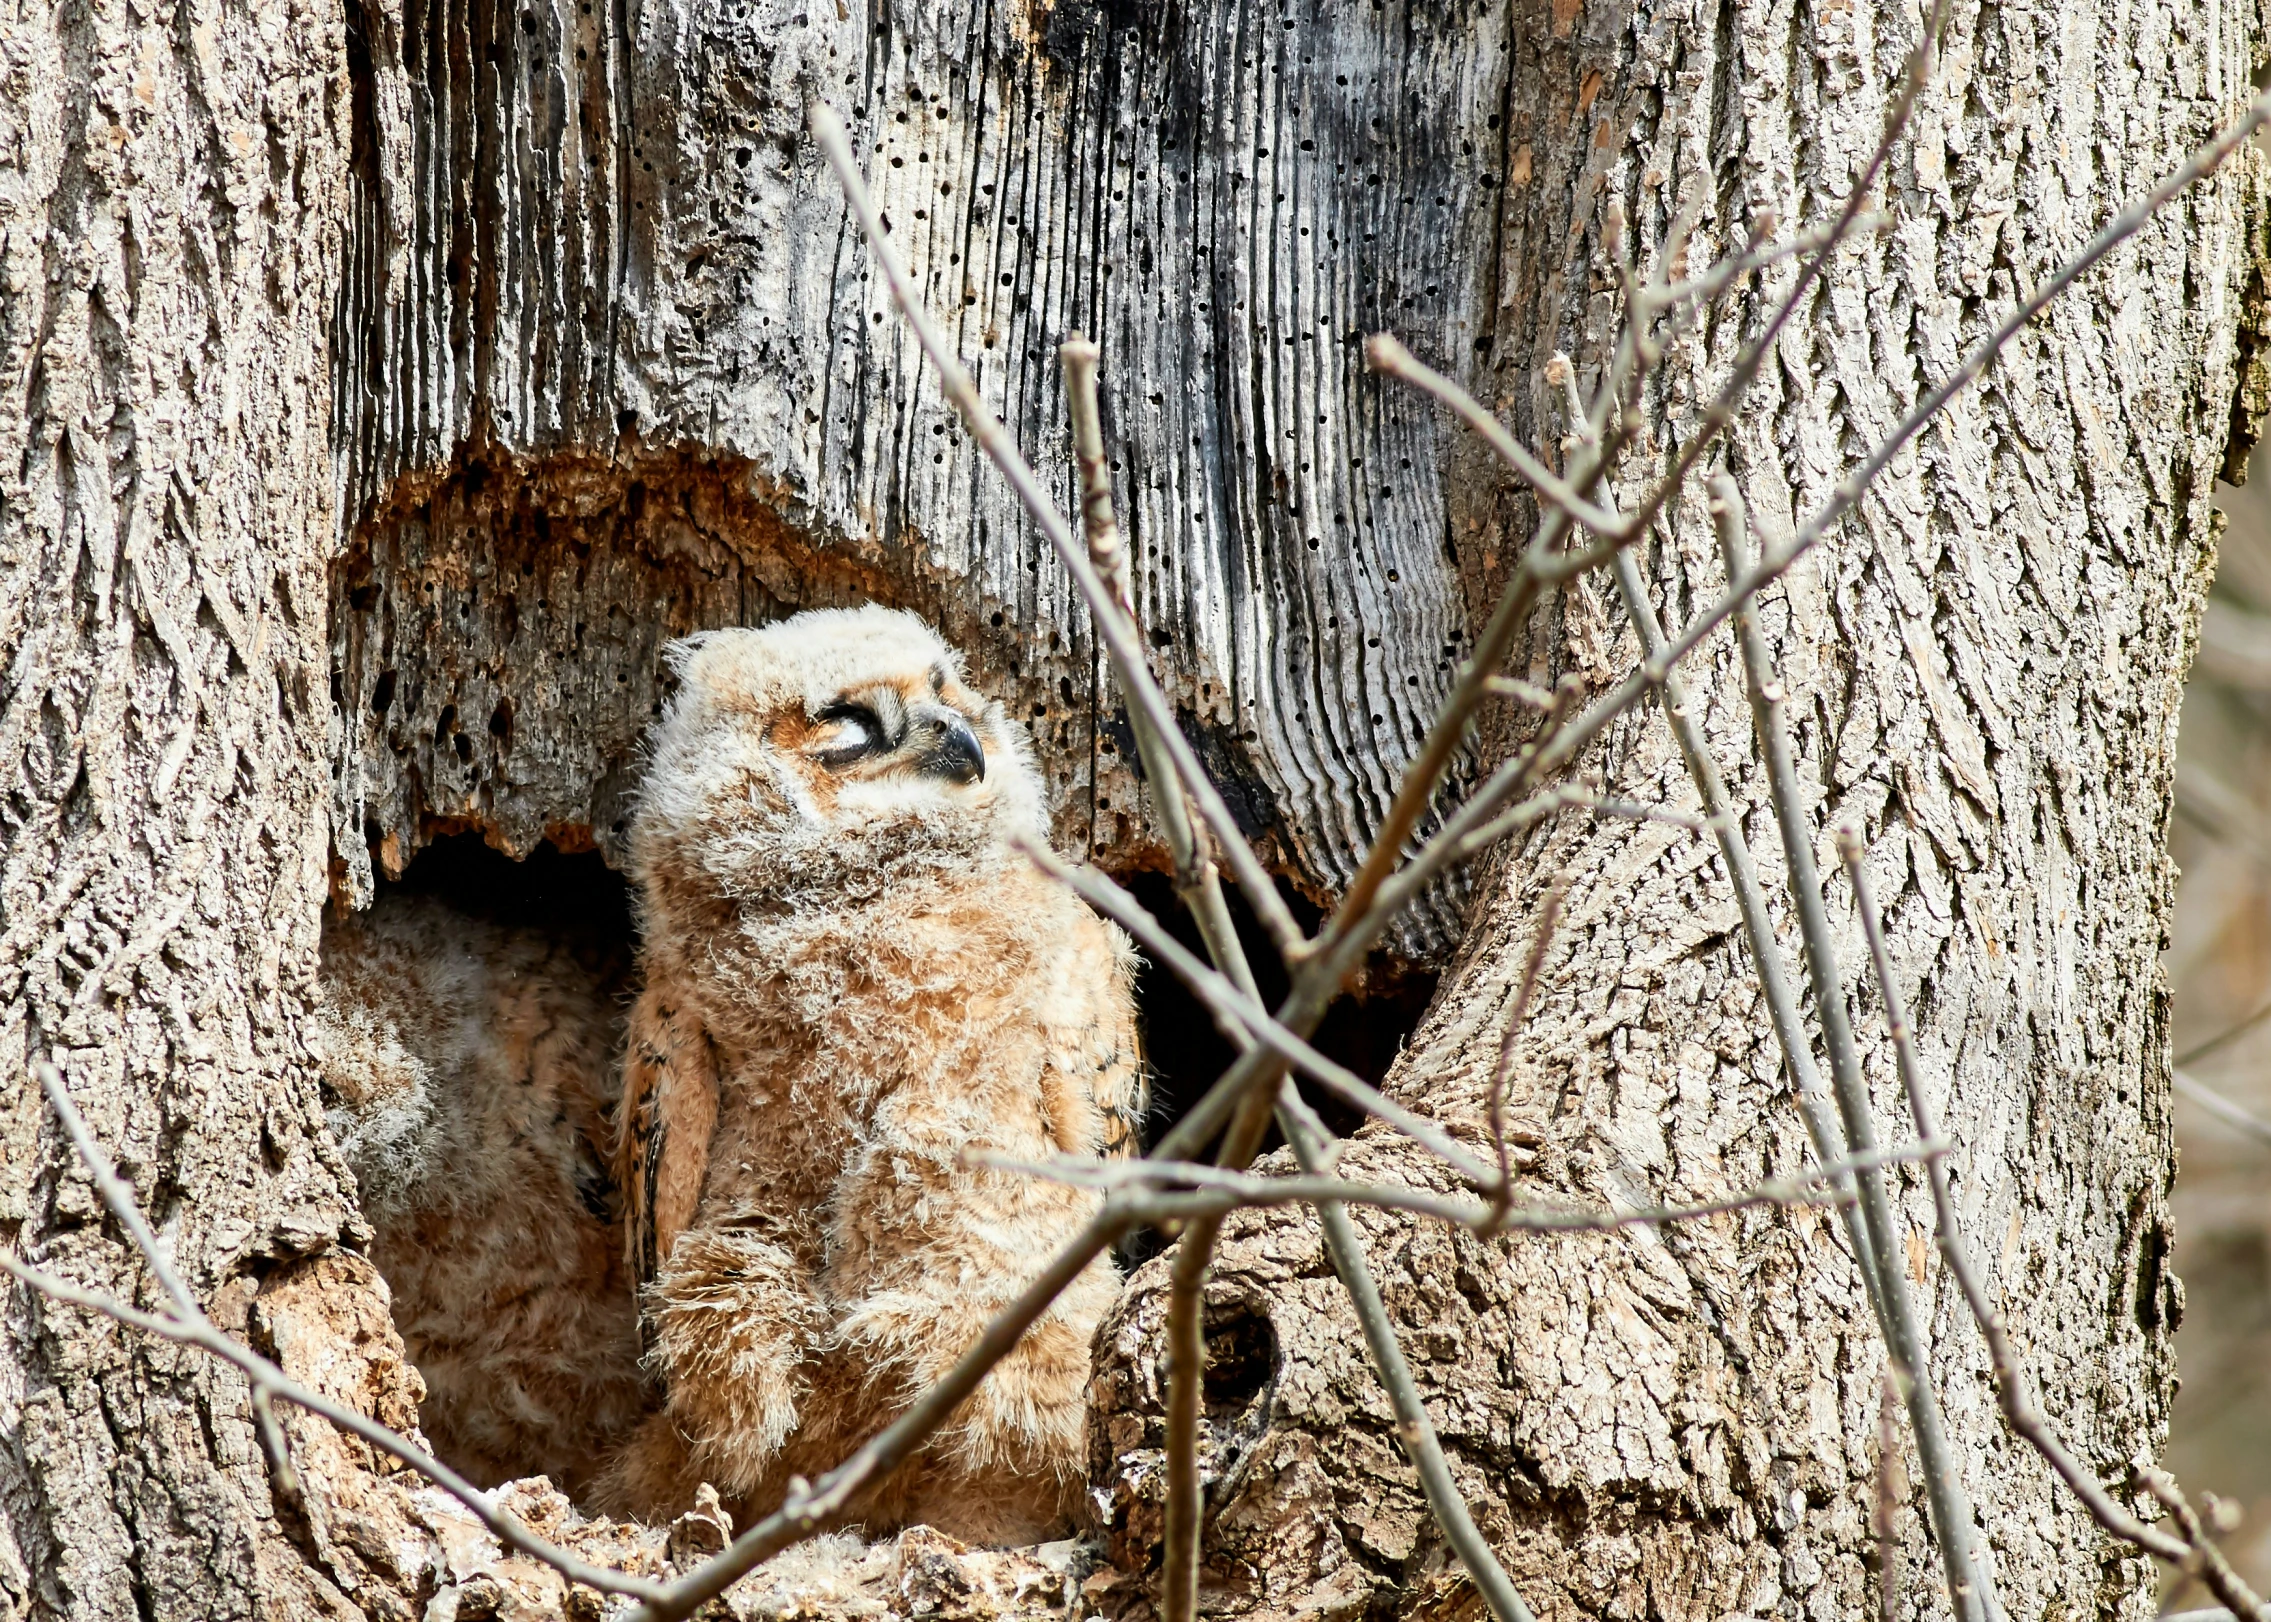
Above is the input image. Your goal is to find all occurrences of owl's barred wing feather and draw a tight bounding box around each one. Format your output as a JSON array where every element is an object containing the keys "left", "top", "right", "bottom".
[{"left": 618, "top": 987, "right": 721, "bottom": 1291}]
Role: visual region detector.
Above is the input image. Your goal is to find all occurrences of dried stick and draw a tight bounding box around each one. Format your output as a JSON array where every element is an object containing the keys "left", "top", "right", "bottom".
[
  {"left": 2174, "top": 993, "right": 2271, "bottom": 1066},
  {"left": 1715, "top": 488, "right": 1994, "bottom": 1622},
  {"left": 987, "top": 1137, "right": 1956, "bottom": 1235},
  {"left": 810, "top": 104, "right": 1306, "bottom": 963},
  {"left": 14, "top": 1064, "right": 671, "bottom": 1605},
  {"left": 1613, "top": 478, "right": 1887, "bottom": 1315},
  {"left": 2173, "top": 1069, "right": 2271, "bottom": 1148},
  {"left": 1374, "top": 65, "right": 2271, "bottom": 964},
  {"left": 1542, "top": 356, "right": 1889, "bottom": 1328},
  {"left": 1726, "top": 72, "right": 2271, "bottom": 629},
  {"left": 1020, "top": 837, "right": 1502, "bottom": 1184},
  {"left": 1486, "top": 877, "right": 1565, "bottom": 1219},
  {"left": 1061, "top": 335, "right": 1251, "bottom": 1622},
  {"left": 1834, "top": 833, "right": 2214, "bottom": 1572},
  {"left": 1597, "top": 0, "right": 1955, "bottom": 555},
  {"left": 1366, "top": 337, "right": 1621, "bottom": 537},
  {"left": 2137, "top": 1474, "right": 2271, "bottom": 1622},
  {"left": 1875, "top": 1369, "right": 1909, "bottom": 1622},
  {"left": 1060, "top": 336, "right": 1255, "bottom": 1004},
  {"left": 1272, "top": 1087, "right": 1538, "bottom": 1622}
]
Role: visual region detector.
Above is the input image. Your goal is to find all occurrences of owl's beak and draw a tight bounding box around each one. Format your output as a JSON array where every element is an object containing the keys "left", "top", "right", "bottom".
[{"left": 911, "top": 707, "right": 986, "bottom": 785}]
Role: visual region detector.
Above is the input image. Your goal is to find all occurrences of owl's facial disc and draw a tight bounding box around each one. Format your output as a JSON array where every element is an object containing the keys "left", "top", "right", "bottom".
[{"left": 805, "top": 679, "right": 987, "bottom": 787}]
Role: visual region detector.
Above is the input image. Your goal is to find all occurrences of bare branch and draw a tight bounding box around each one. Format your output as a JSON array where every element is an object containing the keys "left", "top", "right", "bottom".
[
  {"left": 1020, "top": 836, "right": 1503, "bottom": 1185},
  {"left": 1161, "top": 1220, "right": 1207, "bottom": 1622},
  {"left": 1833, "top": 832, "right": 2232, "bottom": 1570},
  {"left": 1717, "top": 499, "right": 1995, "bottom": 1622},
  {"left": 982, "top": 1138, "right": 1956, "bottom": 1235},
  {"left": 1059, "top": 336, "right": 1259, "bottom": 1004},
  {"left": 1595, "top": 0, "right": 1956, "bottom": 555},
  {"left": 1875, "top": 1370, "right": 1908, "bottom": 1622},
  {"left": 1487, "top": 876, "right": 1565, "bottom": 1218},
  {"left": 2138, "top": 1472, "right": 2271, "bottom": 1622},
  {"left": 1271, "top": 1090, "right": 1538, "bottom": 1622},
  {"left": 2172, "top": 1070, "right": 2271, "bottom": 1148},
  {"left": 37, "top": 1062, "right": 201, "bottom": 1322},
  {"left": 1732, "top": 72, "right": 2271, "bottom": 621},
  {"left": 2176, "top": 993, "right": 2271, "bottom": 1067},
  {"left": 1365, "top": 336, "right": 1622, "bottom": 537},
  {"left": 1563, "top": 362, "right": 1890, "bottom": 1333}
]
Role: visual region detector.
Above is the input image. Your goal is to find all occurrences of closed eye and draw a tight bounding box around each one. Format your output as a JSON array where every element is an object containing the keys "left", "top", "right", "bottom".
[{"left": 812, "top": 702, "right": 886, "bottom": 766}]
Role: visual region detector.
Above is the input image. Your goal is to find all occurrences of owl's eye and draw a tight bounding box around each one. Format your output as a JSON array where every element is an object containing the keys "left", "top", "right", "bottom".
[{"left": 812, "top": 702, "right": 886, "bottom": 767}]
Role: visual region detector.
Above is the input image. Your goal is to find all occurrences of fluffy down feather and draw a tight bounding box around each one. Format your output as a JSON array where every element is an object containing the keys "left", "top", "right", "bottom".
[
  {"left": 594, "top": 605, "right": 1143, "bottom": 1543},
  {"left": 313, "top": 893, "right": 648, "bottom": 1494}
]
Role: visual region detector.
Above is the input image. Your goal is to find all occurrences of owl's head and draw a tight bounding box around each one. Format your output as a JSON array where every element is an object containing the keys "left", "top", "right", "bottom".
[{"left": 629, "top": 606, "right": 1046, "bottom": 916}]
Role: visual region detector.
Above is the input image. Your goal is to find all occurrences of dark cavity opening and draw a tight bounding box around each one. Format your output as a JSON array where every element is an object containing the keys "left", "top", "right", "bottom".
[
  {"left": 384, "top": 829, "right": 633, "bottom": 948},
  {"left": 1121, "top": 871, "right": 1436, "bottom": 1263}
]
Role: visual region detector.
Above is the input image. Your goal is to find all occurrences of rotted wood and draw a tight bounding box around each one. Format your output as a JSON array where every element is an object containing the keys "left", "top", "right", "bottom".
[{"left": 330, "top": 0, "right": 1514, "bottom": 956}]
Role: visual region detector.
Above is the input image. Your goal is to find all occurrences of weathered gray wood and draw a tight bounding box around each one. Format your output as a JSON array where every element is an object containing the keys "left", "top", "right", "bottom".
[
  {"left": 1090, "top": 4, "right": 2271, "bottom": 1619},
  {"left": 329, "top": 0, "right": 1507, "bottom": 954},
  {"left": 6, "top": 0, "right": 2267, "bottom": 1614}
]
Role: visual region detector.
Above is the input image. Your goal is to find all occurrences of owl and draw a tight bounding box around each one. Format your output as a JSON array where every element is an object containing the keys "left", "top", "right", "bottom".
[
  {"left": 591, "top": 605, "right": 1144, "bottom": 1545},
  {"left": 312, "top": 891, "right": 649, "bottom": 1495}
]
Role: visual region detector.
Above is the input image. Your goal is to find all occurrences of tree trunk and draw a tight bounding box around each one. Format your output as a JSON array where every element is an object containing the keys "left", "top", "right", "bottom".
[
  {"left": 1, "top": 0, "right": 2262, "bottom": 1617},
  {"left": 1093, "top": 6, "right": 2270, "bottom": 1619}
]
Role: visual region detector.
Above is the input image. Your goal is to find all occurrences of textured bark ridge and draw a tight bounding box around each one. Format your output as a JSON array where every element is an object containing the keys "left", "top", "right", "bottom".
[
  {"left": 1091, "top": 3, "right": 2264, "bottom": 1619},
  {"left": 0, "top": 2, "right": 386, "bottom": 1616},
  {"left": 4, "top": 0, "right": 2265, "bottom": 1616},
  {"left": 327, "top": 0, "right": 1507, "bottom": 952}
]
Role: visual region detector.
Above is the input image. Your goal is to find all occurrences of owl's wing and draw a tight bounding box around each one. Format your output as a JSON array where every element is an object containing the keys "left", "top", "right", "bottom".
[
  {"left": 1071, "top": 919, "right": 1147, "bottom": 1160},
  {"left": 617, "top": 986, "right": 720, "bottom": 1289},
  {"left": 1093, "top": 970, "right": 1146, "bottom": 1159}
]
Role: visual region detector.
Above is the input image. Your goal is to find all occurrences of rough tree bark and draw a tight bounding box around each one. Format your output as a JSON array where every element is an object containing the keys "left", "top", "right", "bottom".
[{"left": 1, "top": 0, "right": 2263, "bottom": 1618}]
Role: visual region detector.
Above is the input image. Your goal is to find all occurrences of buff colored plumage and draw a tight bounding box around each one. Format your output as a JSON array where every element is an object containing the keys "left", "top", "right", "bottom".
[
  {"left": 316, "top": 605, "right": 1141, "bottom": 1541},
  {"left": 595, "top": 606, "right": 1143, "bottom": 1540}
]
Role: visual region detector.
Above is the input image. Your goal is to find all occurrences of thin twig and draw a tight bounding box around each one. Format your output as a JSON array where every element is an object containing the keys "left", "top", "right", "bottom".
[
  {"left": 2138, "top": 1472, "right": 2271, "bottom": 1622},
  {"left": 1575, "top": 370, "right": 1888, "bottom": 1331},
  {"left": 1718, "top": 502, "right": 1994, "bottom": 1622},
  {"left": 2174, "top": 993, "right": 2271, "bottom": 1067},
  {"left": 1487, "top": 877, "right": 1565, "bottom": 1220},
  {"left": 16, "top": 1065, "right": 670, "bottom": 1603},
  {"left": 1367, "top": 336, "right": 1622, "bottom": 537},
  {"left": 1020, "top": 837, "right": 1502, "bottom": 1185},
  {"left": 981, "top": 1137, "right": 1956, "bottom": 1235},
  {"left": 1272, "top": 1088, "right": 1537, "bottom": 1622},
  {"left": 1833, "top": 835, "right": 2202, "bottom": 1567},
  {"left": 1060, "top": 336, "right": 1256, "bottom": 1004},
  {"left": 1160, "top": 1221, "right": 1208, "bottom": 1622},
  {"left": 2173, "top": 1070, "right": 2271, "bottom": 1148},
  {"left": 1875, "top": 1369, "right": 1908, "bottom": 1622},
  {"left": 1594, "top": 0, "right": 1955, "bottom": 556}
]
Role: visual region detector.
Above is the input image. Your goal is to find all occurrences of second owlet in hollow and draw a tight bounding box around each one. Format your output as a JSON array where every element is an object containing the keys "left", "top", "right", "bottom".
[{"left": 593, "top": 606, "right": 1143, "bottom": 1543}]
